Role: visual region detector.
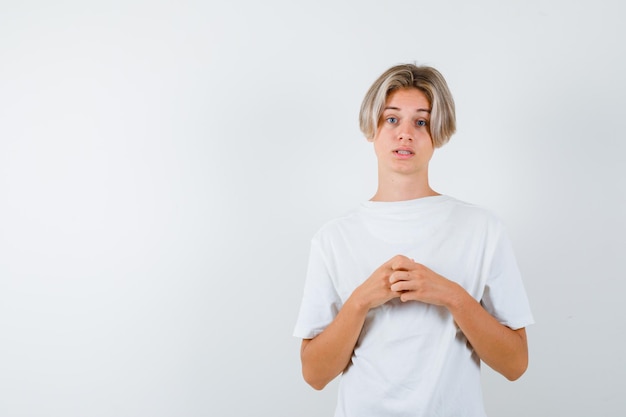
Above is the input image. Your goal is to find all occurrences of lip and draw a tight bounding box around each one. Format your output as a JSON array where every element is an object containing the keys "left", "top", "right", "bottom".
[{"left": 393, "top": 148, "right": 414, "bottom": 159}]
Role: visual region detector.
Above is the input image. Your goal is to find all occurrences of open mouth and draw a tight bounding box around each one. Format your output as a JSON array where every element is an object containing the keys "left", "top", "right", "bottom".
[{"left": 394, "top": 150, "right": 414, "bottom": 155}]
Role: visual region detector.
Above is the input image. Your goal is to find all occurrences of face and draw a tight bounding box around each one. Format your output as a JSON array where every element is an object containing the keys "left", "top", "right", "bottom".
[{"left": 372, "top": 88, "right": 433, "bottom": 177}]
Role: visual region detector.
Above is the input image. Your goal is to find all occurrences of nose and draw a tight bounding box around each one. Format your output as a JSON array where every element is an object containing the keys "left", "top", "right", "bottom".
[
  {"left": 398, "top": 127, "right": 413, "bottom": 141},
  {"left": 396, "top": 119, "right": 414, "bottom": 141}
]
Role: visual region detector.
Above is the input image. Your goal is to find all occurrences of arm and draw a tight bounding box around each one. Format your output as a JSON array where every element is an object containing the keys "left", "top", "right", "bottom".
[
  {"left": 300, "top": 296, "right": 368, "bottom": 390},
  {"left": 300, "top": 256, "right": 405, "bottom": 390},
  {"left": 447, "top": 288, "right": 528, "bottom": 380},
  {"left": 389, "top": 259, "right": 528, "bottom": 381}
]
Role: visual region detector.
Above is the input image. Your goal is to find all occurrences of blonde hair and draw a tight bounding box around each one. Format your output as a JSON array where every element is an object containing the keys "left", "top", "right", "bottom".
[{"left": 359, "top": 64, "right": 456, "bottom": 148}]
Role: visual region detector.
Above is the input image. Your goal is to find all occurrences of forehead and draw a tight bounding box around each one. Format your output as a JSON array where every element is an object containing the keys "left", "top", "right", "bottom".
[{"left": 385, "top": 88, "right": 430, "bottom": 110}]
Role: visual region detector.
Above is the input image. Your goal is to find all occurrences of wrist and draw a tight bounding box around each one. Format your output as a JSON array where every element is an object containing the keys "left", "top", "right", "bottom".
[
  {"left": 345, "top": 292, "right": 371, "bottom": 316},
  {"left": 444, "top": 282, "right": 470, "bottom": 312}
]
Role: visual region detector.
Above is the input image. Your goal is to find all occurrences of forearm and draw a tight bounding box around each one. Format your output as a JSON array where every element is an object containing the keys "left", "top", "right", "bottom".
[
  {"left": 446, "top": 285, "right": 528, "bottom": 380},
  {"left": 300, "top": 295, "right": 370, "bottom": 390}
]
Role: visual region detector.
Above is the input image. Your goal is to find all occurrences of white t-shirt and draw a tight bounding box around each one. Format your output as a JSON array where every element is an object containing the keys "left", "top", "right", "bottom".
[{"left": 293, "top": 195, "right": 534, "bottom": 417}]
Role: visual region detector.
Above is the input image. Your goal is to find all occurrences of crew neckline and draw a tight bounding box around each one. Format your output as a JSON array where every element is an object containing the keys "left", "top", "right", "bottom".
[{"left": 362, "top": 194, "right": 451, "bottom": 208}]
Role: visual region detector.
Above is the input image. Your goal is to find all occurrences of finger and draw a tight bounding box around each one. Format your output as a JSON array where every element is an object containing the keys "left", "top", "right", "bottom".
[
  {"left": 399, "top": 292, "right": 415, "bottom": 302},
  {"left": 390, "top": 255, "right": 413, "bottom": 271},
  {"left": 390, "top": 279, "right": 415, "bottom": 293},
  {"left": 389, "top": 270, "right": 410, "bottom": 284},
  {"left": 380, "top": 256, "right": 400, "bottom": 272},
  {"left": 389, "top": 289, "right": 403, "bottom": 299}
]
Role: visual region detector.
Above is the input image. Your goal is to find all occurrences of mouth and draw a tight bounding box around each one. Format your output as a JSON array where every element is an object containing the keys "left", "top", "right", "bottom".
[{"left": 394, "top": 149, "right": 414, "bottom": 156}]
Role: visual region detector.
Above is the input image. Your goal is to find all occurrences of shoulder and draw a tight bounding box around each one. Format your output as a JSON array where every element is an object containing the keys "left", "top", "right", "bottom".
[
  {"left": 443, "top": 196, "right": 506, "bottom": 232},
  {"left": 310, "top": 207, "right": 363, "bottom": 245},
  {"left": 313, "top": 208, "right": 360, "bottom": 236}
]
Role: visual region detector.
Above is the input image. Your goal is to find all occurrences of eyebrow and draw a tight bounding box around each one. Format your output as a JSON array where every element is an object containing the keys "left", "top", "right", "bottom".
[{"left": 384, "top": 106, "right": 431, "bottom": 113}]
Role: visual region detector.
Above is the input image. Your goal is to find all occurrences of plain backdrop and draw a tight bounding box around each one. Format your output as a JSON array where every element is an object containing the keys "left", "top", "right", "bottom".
[{"left": 1, "top": 1, "right": 625, "bottom": 416}]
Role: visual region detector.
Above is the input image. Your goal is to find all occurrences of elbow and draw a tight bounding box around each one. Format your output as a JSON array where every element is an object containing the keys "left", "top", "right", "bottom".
[
  {"left": 300, "top": 342, "right": 333, "bottom": 390},
  {"left": 306, "top": 379, "right": 328, "bottom": 391},
  {"left": 302, "top": 367, "right": 329, "bottom": 391},
  {"left": 502, "top": 327, "right": 529, "bottom": 381},
  {"left": 504, "top": 369, "right": 524, "bottom": 382},
  {"left": 504, "top": 356, "right": 528, "bottom": 381}
]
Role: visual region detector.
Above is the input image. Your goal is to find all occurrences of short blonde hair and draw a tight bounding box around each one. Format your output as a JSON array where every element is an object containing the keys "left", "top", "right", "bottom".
[{"left": 359, "top": 64, "right": 456, "bottom": 148}]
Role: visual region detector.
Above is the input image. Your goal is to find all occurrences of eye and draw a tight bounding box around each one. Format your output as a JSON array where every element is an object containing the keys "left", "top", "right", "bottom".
[
  {"left": 416, "top": 120, "right": 428, "bottom": 127},
  {"left": 386, "top": 117, "right": 398, "bottom": 124}
]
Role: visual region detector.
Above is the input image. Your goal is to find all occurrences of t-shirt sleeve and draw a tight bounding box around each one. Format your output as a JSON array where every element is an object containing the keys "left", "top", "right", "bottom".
[
  {"left": 480, "top": 223, "right": 534, "bottom": 330},
  {"left": 293, "top": 237, "right": 342, "bottom": 339}
]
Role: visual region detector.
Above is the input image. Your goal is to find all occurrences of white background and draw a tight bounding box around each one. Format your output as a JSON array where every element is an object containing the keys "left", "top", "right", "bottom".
[{"left": 1, "top": 1, "right": 624, "bottom": 416}]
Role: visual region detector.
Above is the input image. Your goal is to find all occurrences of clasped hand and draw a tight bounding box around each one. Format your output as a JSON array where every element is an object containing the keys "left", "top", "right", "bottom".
[{"left": 353, "top": 254, "right": 460, "bottom": 311}]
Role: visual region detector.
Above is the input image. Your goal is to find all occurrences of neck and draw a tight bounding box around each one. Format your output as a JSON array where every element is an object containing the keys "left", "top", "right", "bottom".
[{"left": 371, "top": 171, "right": 438, "bottom": 202}]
